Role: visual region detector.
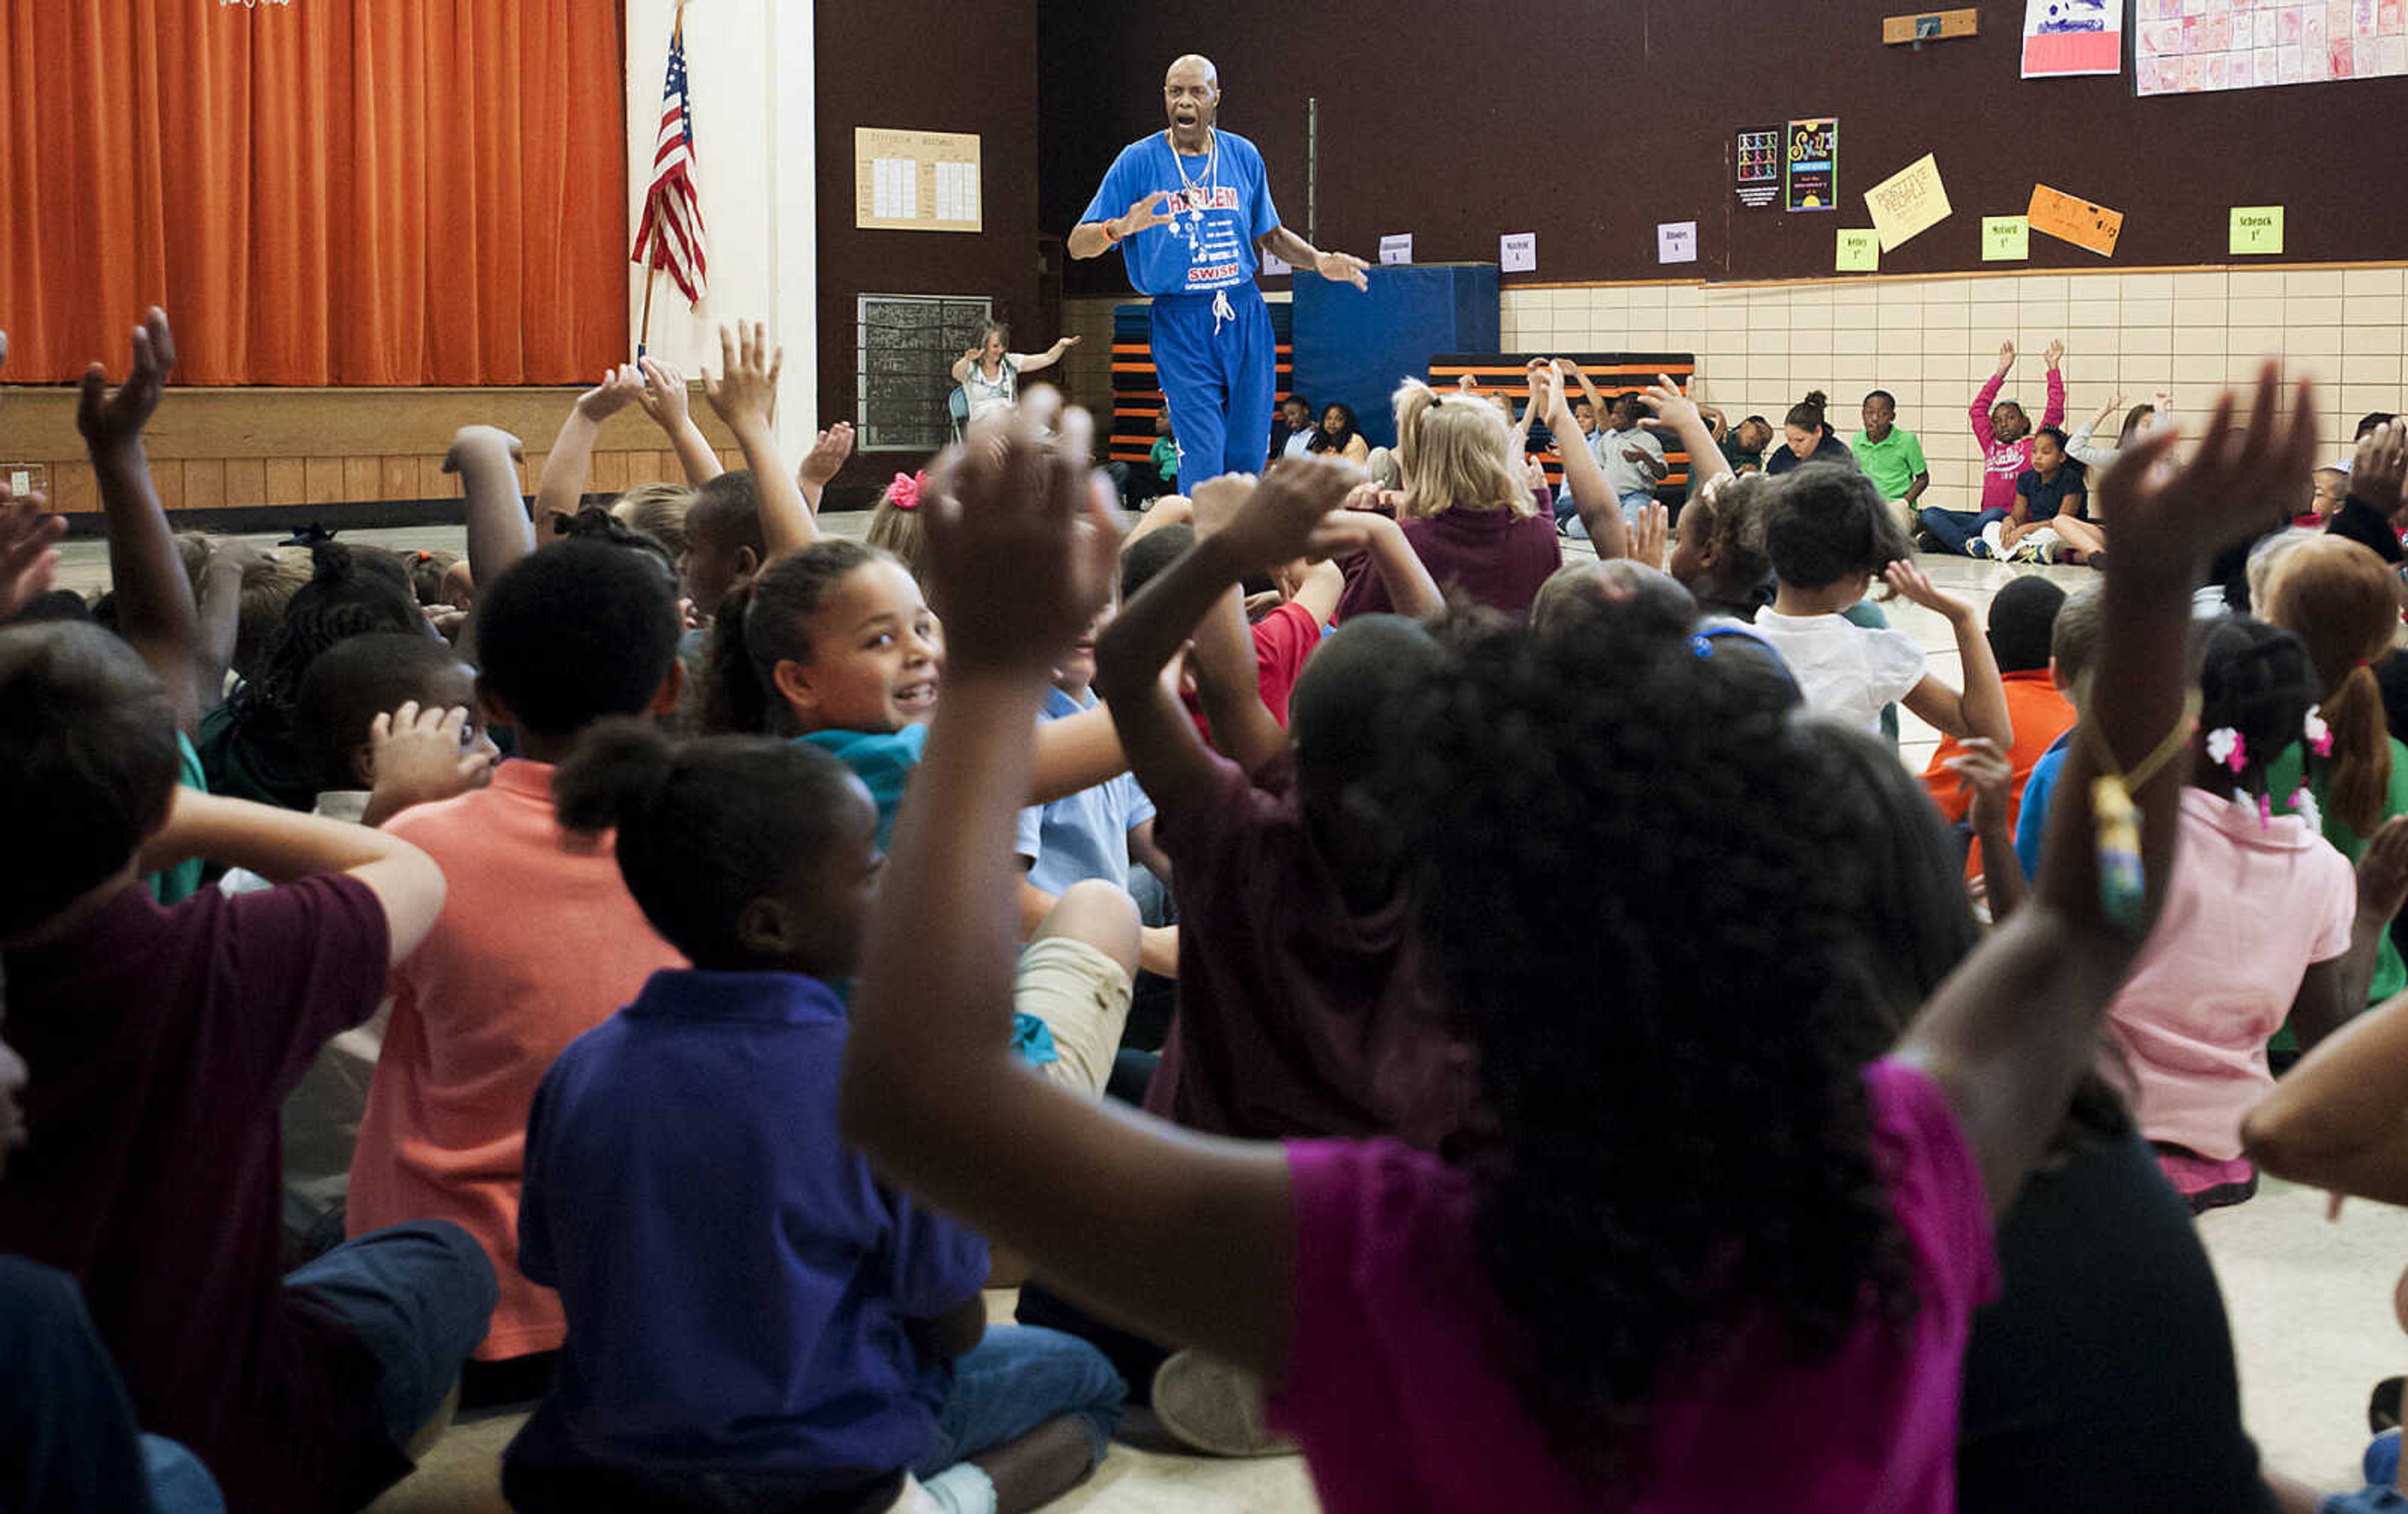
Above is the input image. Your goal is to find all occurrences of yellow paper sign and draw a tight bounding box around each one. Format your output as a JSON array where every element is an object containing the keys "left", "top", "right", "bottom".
[
  {"left": 1982, "top": 215, "right": 2029, "bottom": 262},
  {"left": 2229, "top": 206, "right": 2284, "bottom": 256},
  {"left": 1864, "top": 153, "right": 1952, "bottom": 253},
  {"left": 1836, "top": 229, "right": 1881, "bottom": 273},
  {"left": 2027, "top": 184, "right": 2123, "bottom": 258}
]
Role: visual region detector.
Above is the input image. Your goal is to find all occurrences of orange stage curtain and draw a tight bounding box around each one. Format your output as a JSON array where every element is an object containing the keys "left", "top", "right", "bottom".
[{"left": 0, "top": 0, "right": 628, "bottom": 384}]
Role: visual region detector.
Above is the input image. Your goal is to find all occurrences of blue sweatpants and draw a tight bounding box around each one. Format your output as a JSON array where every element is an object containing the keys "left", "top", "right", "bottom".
[{"left": 1152, "top": 287, "right": 1276, "bottom": 496}]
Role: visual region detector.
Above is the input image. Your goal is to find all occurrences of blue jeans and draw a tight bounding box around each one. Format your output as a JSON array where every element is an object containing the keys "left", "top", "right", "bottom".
[
  {"left": 1557, "top": 489, "right": 1656, "bottom": 539},
  {"left": 283, "top": 1220, "right": 498, "bottom": 1451},
  {"left": 1919, "top": 504, "right": 2008, "bottom": 555},
  {"left": 911, "top": 1325, "right": 1126, "bottom": 1478}
]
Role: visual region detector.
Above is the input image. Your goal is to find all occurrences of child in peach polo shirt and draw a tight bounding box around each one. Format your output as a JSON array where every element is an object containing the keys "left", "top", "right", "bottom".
[{"left": 348, "top": 541, "right": 688, "bottom": 1405}]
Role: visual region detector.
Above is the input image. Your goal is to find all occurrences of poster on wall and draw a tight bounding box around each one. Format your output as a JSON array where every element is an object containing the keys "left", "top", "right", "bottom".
[
  {"left": 2022, "top": 0, "right": 2124, "bottom": 77},
  {"left": 1736, "top": 126, "right": 1783, "bottom": 208},
  {"left": 1785, "top": 119, "right": 1838, "bottom": 213},
  {"left": 2136, "top": 0, "right": 2408, "bottom": 96},
  {"left": 1863, "top": 153, "right": 1951, "bottom": 252}
]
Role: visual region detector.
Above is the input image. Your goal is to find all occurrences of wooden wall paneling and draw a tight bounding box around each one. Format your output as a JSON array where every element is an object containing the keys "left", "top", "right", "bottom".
[
  {"left": 379, "top": 457, "right": 420, "bottom": 500},
  {"left": 224, "top": 459, "right": 268, "bottom": 507},
  {"left": 150, "top": 459, "right": 186, "bottom": 512},
  {"left": 53, "top": 462, "right": 97, "bottom": 512},
  {"left": 304, "top": 458, "right": 346, "bottom": 505},
  {"left": 342, "top": 457, "right": 381, "bottom": 506},
  {"left": 589, "top": 450, "right": 630, "bottom": 495},
  {"left": 182, "top": 459, "right": 227, "bottom": 509}
]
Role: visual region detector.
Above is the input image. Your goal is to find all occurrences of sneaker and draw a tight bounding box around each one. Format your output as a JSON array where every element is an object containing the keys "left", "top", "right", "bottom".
[
  {"left": 2373, "top": 1377, "right": 2404, "bottom": 1434},
  {"left": 1965, "top": 539, "right": 1993, "bottom": 559},
  {"left": 2030, "top": 539, "right": 2059, "bottom": 565},
  {"left": 1151, "top": 1350, "right": 1299, "bottom": 1458},
  {"left": 1912, "top": 529, "right": 1940, "bottom": 553}
]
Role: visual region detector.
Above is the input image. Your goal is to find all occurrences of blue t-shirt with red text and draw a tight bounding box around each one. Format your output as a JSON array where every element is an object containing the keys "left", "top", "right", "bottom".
[{"left": 1081, "top": 130, "right": 1281, "bottom": 297}]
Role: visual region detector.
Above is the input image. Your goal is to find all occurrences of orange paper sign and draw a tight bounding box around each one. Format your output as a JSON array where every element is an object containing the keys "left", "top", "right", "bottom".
[{"left": 2026, "top": 184, "right": 2124, "bottom": 258}]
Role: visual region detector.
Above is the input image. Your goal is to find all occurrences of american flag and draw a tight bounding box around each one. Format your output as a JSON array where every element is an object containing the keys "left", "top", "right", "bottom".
[{"left": 631, "top": 14, "right": 709, "bottom": 305}]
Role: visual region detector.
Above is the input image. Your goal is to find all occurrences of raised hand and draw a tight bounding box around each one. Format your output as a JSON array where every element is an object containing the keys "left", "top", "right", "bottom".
[
  {"left": 1187, "top": 474, "right": 1256, "bottom": 539},
  {"left": 2099, "top": 362, "right": 2320, "bottom": 570},
  {"left": 2352, "top": 419, "right": 2408, "bottom": 521},
  {"left": 1315, "top": 250, "right": 1371, "bottom": 292},
  {"left": 0, "top": 482, "right": 66, "bottom": 621},
  {"left": 1635, "top": 373, "right": 1705, "bottom": 438},
  {"left": 1052, "top": 335, "right": 1084, "bottom": 355},
  {"left": 1622, "top": 446, "right": 1654, "bottom": 465},
  {"left": 1622, "top": 501, "right": 1670, "bottom": 570},
  {"left": 1522, "top": 456, "right": 1549, "bottom": 494},
  {"left": 1945, "top": 737, "right": 2017, "bottom": 832},
  {"left": 798, "top": 422, "right": 857, "bottom": 490},
  {"left": 1884, "top": 558, "right": 1970, "bottom": 618},
  {"left": 922, "top": 418, "right": 1122, "bottom": 671},
  {"left": 2043, "top": 339, "right": 2066, "bottom": 370},
  {"left": 574, "top": 364, "right": 647, "bottom": 423},
  {"left": 634, "top": 357, "right": 695, "bottom": 433},
  {"left": 1121, "top": 190, "right": 1178, "bottom": 237},
  {"left": 77, "top": 307, "right": 178, "bottom": 454},
  {"left": 443, "top": 425, "right": 525, "bottom": 476},
  {"left": 702, "top": 320, "right": 784, "bottom": 434},
  {"left": 1995, "top": 341, "right": 2017, "bottom": 374},
  {"left": 1215, "top": 455, "right": 1365, "bottom": 571},
  {"left": 366, "top": 701, "right": 498, "bottom": 823}
]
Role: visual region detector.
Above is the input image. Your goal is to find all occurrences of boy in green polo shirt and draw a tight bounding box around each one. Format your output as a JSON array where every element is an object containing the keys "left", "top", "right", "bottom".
[{"left": 1851, "top": 390, "right": 1930, "bottom": 540}]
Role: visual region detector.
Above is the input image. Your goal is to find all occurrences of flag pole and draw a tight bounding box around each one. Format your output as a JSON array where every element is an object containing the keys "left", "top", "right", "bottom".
[{"left": 638, "top": 262, "right": 659, "bottom": 361}]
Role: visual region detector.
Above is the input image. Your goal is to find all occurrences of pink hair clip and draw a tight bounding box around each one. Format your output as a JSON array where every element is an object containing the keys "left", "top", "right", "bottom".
[
  {"left": 887, "top": 471, "right": 927, "bottom": 512},
  {"left": 2305, "top": 704, "right": 2334, "bottom": 758}
]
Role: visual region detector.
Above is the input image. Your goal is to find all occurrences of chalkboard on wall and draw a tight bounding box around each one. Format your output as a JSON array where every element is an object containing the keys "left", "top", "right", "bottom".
[{"left": 856, "top": 295, "right": 993, "bottom": 452}]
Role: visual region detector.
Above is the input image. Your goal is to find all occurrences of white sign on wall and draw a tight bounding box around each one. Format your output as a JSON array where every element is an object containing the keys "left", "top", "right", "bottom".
[
  {"left": 1657, "top": 221, "right": 1699, "bottom": 264},
  {"left": 1378, "top": 233, "right": 1413, "bottom": 265},
  {"left": 1500, "top": 232, "right": 1537, "bottom": 273}
]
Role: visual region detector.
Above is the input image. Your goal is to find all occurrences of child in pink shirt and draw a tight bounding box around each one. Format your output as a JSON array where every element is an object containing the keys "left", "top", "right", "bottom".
[
  {"left": 2102, "top": 617, "right": 2405, "bottom": 1211},
  {"left": 349, "top": 541, "right": 687, "bottom": 1396},
  {"left": 1920, "top": 339, "right": 2066, "bottom": 557},
  {"left": 833, "top": 383, "right": 2315, "bottom": 1511}
]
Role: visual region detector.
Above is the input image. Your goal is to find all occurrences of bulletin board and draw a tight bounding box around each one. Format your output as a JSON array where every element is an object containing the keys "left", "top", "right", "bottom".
[{"left": 854, "top": 127, "right": 985, "bottom": 233}]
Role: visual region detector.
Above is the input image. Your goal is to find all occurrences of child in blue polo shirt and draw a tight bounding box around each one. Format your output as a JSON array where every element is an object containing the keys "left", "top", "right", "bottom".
[{"left": 505, "top": 721, "right": 1123, "bottom": 1514}]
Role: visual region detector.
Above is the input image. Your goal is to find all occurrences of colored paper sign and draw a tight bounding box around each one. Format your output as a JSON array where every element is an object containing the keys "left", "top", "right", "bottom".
[
  {"left": 1836, "top": 229, "right": 1881, "bottom": 272},
  {"left": 1785, "top": 118, "right": 1839, "bottom": 213},
  {"left": 2026, "top": 183, "right": 2124, "bottom": 257},
  {"left": 1983, "top": 215, "right": 2031, "bottom": 260},
  {"left": 2229, "top": 205, "right": 2286, "bottom": 254},
  {"left": 2023, "top": 0, "right": 2125, "bottom": 76},
  {"left": 1499, "top": 232, "right": 1536, "bottom": 273},
  {"left": 1378, "top": 234, "right": 1413, "bottom": 266},
  {"left": 1736, "top": 125, "right": 1782, "bottom": 208},
  {"left": 1657, "top": 221, "right": 1699, "bottom": 264},
  {"left": 1864, "top": 153, "right": 1952, "bottom": 252}
]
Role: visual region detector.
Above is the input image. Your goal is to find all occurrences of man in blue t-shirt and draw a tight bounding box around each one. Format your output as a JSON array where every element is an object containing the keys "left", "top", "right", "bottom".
[{"left": 1070, "top": 54, "right": 1371, "bottom": 494}]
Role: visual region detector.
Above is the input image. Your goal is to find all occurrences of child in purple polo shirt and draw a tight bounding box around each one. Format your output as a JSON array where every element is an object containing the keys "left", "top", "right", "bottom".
[{"left": 505, "top": 720, "right": 1122, "bottom": 1514}]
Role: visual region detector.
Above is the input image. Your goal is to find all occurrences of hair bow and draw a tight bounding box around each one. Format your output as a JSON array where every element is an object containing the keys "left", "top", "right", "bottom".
[{"left": 888, "top": 472, "right": 927, "bottom": 512}]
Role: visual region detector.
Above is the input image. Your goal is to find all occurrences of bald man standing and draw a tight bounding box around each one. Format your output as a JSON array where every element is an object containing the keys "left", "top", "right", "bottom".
[{"left": 1070, "top": 55, "right": 1370, "bottom": 494}]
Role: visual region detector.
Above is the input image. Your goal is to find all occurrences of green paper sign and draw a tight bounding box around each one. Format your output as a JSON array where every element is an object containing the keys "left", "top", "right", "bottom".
[
  {"left": 1835, "top": 228, "right": 1881, "bottom": 273},
  {"left": 2229, "top": 206, "right": 2284, "bottom": 257},
  {"left": 1983, "top": 215, "right": 2030, "bottom": 262}
]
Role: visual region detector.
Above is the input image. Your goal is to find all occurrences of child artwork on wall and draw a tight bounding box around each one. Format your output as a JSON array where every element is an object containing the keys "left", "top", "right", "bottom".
[
  {"left": 2138, "top": 0, "right": 2408, "bottom": 92},
  {"left": 2024, "top": 0, "right": 2125, "bottom": 76}
]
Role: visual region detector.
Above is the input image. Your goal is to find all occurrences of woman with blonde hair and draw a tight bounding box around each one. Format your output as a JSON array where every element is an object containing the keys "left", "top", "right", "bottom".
[
  {"left": 2264, "top": 532, "right": 2408, "bottom": 1010},
  {"left": 1336, "top": 376, "right": 1602, "bottom": 621}
]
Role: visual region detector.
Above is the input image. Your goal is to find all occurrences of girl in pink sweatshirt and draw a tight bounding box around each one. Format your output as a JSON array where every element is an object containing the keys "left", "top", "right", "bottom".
[{"left": 1917, "top": 339, "right": 2066, "bottom": 558}]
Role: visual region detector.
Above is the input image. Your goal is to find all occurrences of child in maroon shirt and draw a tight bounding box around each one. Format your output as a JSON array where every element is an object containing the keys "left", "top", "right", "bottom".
[{"left": 0, "top": 620, "right": 494, "bottom": 1514}]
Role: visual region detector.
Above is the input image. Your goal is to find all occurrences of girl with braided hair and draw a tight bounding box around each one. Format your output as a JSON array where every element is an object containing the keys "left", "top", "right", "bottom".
[
  {"left": 194, "top": 541, "right": 428, "bottom": 810},
  {"left": 2102, "top": 615, "right": 2408, "bottom": 1212},
  {"left": 839, "top": 377, "right": 2315, "bottom": 1511}
]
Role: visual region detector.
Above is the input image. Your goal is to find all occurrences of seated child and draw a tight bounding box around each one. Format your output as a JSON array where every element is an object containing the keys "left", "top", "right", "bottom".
[
  {"left": 1982, "top": 427, "right": 2095, "bottom": 564},
  {"left": 1921, "top": 578, "right": 2077, "bottom": 877},
  {"left": 608, "top": 480, "right": 697, "bottom": 562},
  {"left": 1923, "top": 339, "right": 2064, "bottom": 556},
  {"left": 2014, "top": 583, "right": 2106, "bottom": 879},
  {"left": 1750, "top": 464, "right": 2014, "bottom": 748},
  {"left": 865, "top": 469, "right": 931, "bottom": 584},
  {"left": 2101, "top": 617, "right": 2401, "bottom": 1211},
  {"left": 1850, "top": 389, "right": 1931, "bottom": 533},
  {"left": 2264, "top": 536, "right": 2408, "bottom": 1008},
  {"left": 347, "top": 541, "right": 688, "bottom": 1407},
  {"left": 0, "top": 622, "right": 495, "bottom": 1513},
  {"left": 694, "top": 539, "right": 1143, "bottom": 1099},
  {"left": 677, "top": 469, "right": 766, "bottom": 624},
  {"left": 503, "top": 722, "right": 1121, "bottom": 1514},
  {"left": 1666, "top": 472, "right": 1778, "bottom": 622},
  {"left": 2308, "top": 466, "right": 2352, "bottom": 527},
  {"left": 837, "top": 385, "right": 2303, "bottom": 1510},
  {"left": 221, "top": 633, "right": 499, "bottom": 1253},
  {"left": 197, "top": 543, "right": 430, "bottom": 810}
]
